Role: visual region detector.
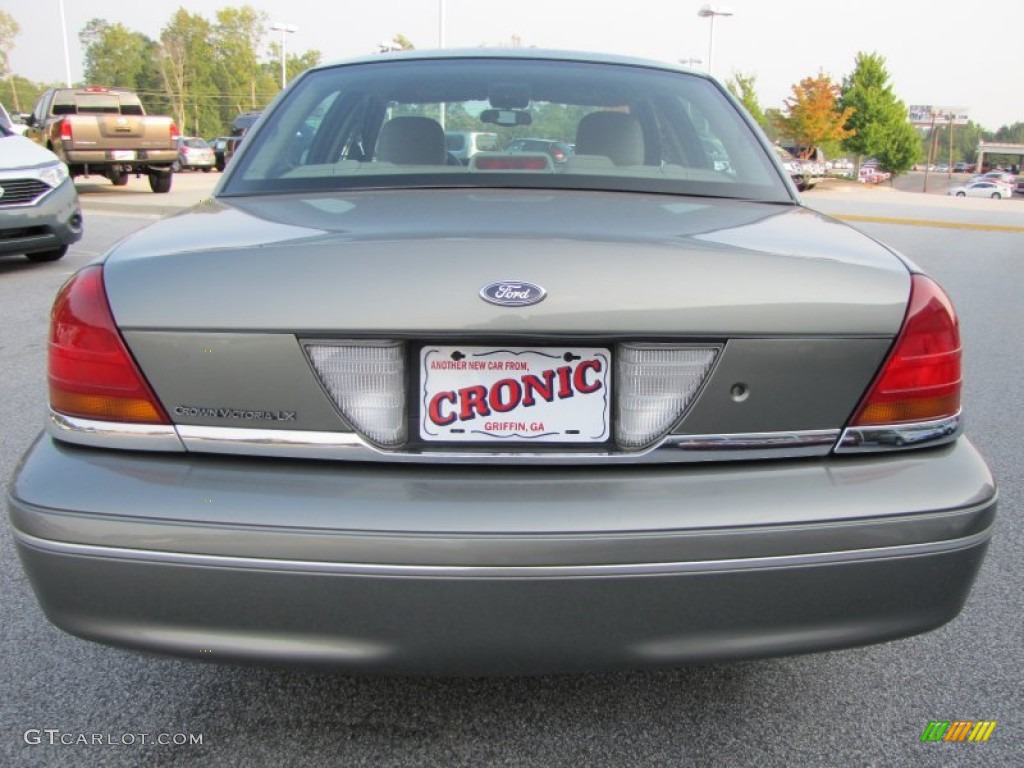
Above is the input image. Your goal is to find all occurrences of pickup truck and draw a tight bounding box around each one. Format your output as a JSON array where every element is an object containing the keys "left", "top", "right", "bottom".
[{"left": 24, "top": 86, "right": 179, "bottom": 193}]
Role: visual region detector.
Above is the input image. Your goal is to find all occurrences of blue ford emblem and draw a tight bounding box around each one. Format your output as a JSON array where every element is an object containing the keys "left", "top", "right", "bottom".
[{"left": 480, "top": 280, "right": 547, "bottom": 307}]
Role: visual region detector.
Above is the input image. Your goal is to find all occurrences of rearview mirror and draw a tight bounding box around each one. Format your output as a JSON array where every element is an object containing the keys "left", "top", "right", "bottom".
[{"left": 480, "top": 109, "right": 532, "bottom": 127}]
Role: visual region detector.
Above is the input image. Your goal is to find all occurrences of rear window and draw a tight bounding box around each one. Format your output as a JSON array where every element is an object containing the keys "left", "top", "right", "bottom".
[{"left": 224, "top": 57, "right": 789, "bottom": 202}]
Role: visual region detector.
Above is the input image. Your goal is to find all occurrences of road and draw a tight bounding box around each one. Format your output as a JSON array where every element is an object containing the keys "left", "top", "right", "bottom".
[{"left": 1, "top": 174, "right": 1021, "bottom": 767}]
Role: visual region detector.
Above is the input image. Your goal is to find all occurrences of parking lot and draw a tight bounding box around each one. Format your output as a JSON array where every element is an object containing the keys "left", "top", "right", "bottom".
[{"left": 2, "top": 173, "right": 1021, "bottom": 767}]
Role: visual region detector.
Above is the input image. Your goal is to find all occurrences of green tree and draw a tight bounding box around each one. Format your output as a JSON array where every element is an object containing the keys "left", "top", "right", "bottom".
[
  {"left": 874, "top": 115, "right": 920, "bottom": 178},
  {"left": 214, "top": 6, "right": 268, "bottom": 118},
  {"left": 726, "top": 72, "right": 768, "bottom": 132},
  {"left": 0, "top": 10, "right": 18, "bottom": 80},
  {"left": 838, "top": 52, "right": 905, "bottom": 171},
  {"left": 773, "top": 72, "right": 854, "bottom": 158},
  {"left": 80, "top": 19, "right": 152, "bottom": 90},
  {"left": 158, "top": 10, "right": 217, "bottom": 137}
]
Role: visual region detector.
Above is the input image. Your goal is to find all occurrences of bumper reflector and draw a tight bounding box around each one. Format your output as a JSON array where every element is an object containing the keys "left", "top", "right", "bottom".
[
  {"left": 616, "top": 345, "right": 719, "bottom": 449},
  {"left": 305, "top": 342, "right": 406, "bottom": 446}
]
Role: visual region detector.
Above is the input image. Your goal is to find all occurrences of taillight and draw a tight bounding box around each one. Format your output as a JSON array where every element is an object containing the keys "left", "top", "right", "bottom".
[
  {"left": 59, "top": 119, "right": 73, "bottom": 143},
  {"left": 850, "top": 274, "right": 961, "bottom": 426},
  {"left": 48, "top": 266, "right": 169, "bottom": 424},
  {"left": 170, "top": 122, "right": 181, "bottom": 141}
]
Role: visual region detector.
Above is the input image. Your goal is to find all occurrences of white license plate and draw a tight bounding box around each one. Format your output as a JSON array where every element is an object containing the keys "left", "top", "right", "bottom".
[
  {"left": 420, "top": 346, "right": 611, "bottom": 443},
  {"left": 111, "top": 150, "right": 136, "bottom": 160}
]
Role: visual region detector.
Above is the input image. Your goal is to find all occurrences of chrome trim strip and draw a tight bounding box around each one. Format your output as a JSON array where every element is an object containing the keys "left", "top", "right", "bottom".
[
  {"left": 47, "top": 410, "right": 185, "bottom": 452},
  {"left": 835, "top": 413, "right": 962, "bottom": 453},
  {"left": 175, "top": 424, "right": 841, "bottom": 464},
  {"left": 14, "top": 528, "right": 992, "bottom": 578}
]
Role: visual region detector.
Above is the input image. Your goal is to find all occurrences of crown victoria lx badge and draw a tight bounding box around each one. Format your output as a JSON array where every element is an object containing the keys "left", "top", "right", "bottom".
[{"left": 480, "top": 280, "right": 547, "bottom": 307}]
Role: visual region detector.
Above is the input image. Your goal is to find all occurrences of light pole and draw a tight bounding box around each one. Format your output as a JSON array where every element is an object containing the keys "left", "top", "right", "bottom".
[
  {"left": 697, "top": 5, "right": 733, "bottom": 76},
  {"left": 269, "top": 23, "right": 298, "bottom": 89},
  {"left": 59, "top": 0, "right": 72, "bottom": 87}
]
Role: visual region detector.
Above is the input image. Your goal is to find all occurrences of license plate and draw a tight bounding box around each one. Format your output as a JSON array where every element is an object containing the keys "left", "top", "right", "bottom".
[
  {"left": 420, "top": 346, "right": 611, "bottom": 443},
  {"left": 111, "top": 150, "right": 136, "bottom": 161}
]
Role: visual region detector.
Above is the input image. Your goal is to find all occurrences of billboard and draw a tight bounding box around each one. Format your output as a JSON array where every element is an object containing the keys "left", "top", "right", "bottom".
[{"left": 909, "top": 105, "right": 970, "bottom": 126}]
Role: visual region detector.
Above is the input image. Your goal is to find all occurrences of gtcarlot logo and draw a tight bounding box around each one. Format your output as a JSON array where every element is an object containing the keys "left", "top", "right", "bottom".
[{"left": 24, "top": 729, "right": 204, "bottom": 746}]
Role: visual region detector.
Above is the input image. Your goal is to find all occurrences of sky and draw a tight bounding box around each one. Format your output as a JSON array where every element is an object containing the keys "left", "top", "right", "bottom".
[{"left": 4, "top": 0, "right": 1021, "bottom": 131}]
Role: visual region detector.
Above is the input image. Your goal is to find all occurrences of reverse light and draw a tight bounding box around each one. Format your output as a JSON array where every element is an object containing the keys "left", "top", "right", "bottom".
[
  {"left": 305, "top": 342, "right": 406, "bottom": 446},
  {"left": 616, "top": 345, "right": 719, "bottom": 449},
  {"left": 48, "top": 266, "right": 169, "bottom": 424},
  {"left": 850, "top": 274, "right": 961, "bottom": 426}
]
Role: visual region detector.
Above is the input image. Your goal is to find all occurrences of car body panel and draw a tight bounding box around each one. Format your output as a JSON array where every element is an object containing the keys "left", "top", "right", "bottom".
[
  {"left": 104, "top": 191, "right": 910, "bottom": 337},
  {"left": 0, "top": 130, "right": 83, "bottom": 258},
  {"left": 8, "top": 435, "right": 995, "bottom": 673},
  {"left": 7, "top": 49, "right": 995, "bottom": 672}
]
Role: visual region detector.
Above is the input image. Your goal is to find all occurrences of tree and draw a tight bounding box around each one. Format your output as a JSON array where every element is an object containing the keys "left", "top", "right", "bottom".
[
  {"left": 80, "top": 20, "right": 152, "bottom": 90},
  {"left": 393, "top": 34, "right": 415, "bottom": 51},
  {"left": 874, "top": 116, "right": 921, "bottom": 179},
  {"left": 726, "top": 72, "right": 768, "bottom": 132},
  {"left": 158, "top": 10, "right": 217, "bottom": 137},
  {"left": 214, "top": 6, "right": 268, "bottom": 117},
  {"left": 838, "top": 52, "right": 905, "bottom": 170},
  {"left": 0, "top": 10, "right": 18, "bottom": 79},
  {"left": 773, "top": 72, "right": 854, "bottom": 158}
]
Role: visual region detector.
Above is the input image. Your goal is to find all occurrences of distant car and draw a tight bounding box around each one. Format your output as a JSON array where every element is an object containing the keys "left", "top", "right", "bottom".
[
  {"left": 506, "top": 137, "right": 575, "bottom": 164},
  {"left": 0, "top": 123, "right": 82, "bottom": 261},
  {"left": 8, "top": 49, "right": 995, "bottom": 675},
  {"left": 953, "top": 162, "right": 971, "bottom": 174},
  {"left": 936, "top": 164, "right": 950, "bottom": 173},
  {"left": 209, "top": 136, "right": 232, "bottom": 171},
  {"left": 0, "top": 102, "right": 27, "bottom": 135},
  {"left": 970, "top": 171, "right": 1016, "bottom": 187},
  {"left": 174, "top": 137, "right": 215, "bottom": 172},
  {"left": 948, "top": 181, "right": 1013, "bottom": 199},
  {"left": 445, "top": 131, "right": 499, "bottom": 163}
]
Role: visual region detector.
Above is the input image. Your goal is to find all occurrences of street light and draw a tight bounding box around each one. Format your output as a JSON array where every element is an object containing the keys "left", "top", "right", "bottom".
[
  {"left": 269, "top": 23, "right": 298, "bottom": 89},
  {"left": 697, "top": 5, "right": 733, "bottom": 76}
]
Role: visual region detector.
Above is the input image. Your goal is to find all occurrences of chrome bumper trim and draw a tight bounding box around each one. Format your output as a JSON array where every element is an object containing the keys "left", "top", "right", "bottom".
[
  {"left": 47, "top": 410, "right": 185, "bottom": 452},
  {"left": 835, "top": 413, "right": 962, "bottom": 453},
  {"left": 13, "top": 528, "right": 992, "bottom": 579},
  {"left": 175, "top": 424, "right": 840, "bottom": 464}
]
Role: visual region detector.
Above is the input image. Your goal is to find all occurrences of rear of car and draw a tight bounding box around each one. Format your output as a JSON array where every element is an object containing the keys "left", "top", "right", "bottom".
[
  {"left": 175, "top": 137, "right": 215, "bottom": 171},
  {"left": 7, "top": 51, "right": 995, "bottom": 675},
  {"left": 0, "top": 125, "right": 82, "bottom": 262}
]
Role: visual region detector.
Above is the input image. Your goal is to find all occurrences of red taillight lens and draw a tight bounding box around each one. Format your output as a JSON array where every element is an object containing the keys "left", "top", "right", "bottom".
[
  {"left": 59, "top": 119, "right": 73, "bottom": 143},
  {"left": 170, "top": 122, "right": 181, "bottom": 141},
  {"left": 851, "top": 274, "right": 961, "bottom": 426},
  {"left": 48, "top": 266, "right": 169, "bottom": 424}
]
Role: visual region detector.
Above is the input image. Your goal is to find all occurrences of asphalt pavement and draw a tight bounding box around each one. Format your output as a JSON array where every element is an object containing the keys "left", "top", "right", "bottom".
[{"left": 2, "top": 171, "right": 1021, "bottom": 768}]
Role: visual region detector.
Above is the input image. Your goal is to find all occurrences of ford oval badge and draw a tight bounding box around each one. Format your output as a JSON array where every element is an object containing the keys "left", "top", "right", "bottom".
[{"left": 480, "top": 280, "right": 547, "bottom": 307}]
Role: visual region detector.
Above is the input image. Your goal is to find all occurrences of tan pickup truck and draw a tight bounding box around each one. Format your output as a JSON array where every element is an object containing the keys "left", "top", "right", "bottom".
[{"left": 24, "top": 86, "right": 179, "bottom": 193}]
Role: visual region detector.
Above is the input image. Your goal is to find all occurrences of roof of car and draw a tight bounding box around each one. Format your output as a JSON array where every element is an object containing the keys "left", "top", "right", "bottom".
[{"left": 314, "top": 48, "right": 709, "bottom": 78}]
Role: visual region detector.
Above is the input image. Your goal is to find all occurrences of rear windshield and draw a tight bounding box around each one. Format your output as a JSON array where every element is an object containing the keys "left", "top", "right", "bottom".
[
  {"left": 53, "top": 92, "right": 145, "bottom": 116},
  {"left": 223, "top": 57, "right": 790, "bottom": 202}
]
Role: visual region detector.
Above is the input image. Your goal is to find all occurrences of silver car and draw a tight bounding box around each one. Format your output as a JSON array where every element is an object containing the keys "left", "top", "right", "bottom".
[
  {"left": 8, "top": 50, "right": 995, "bottom": 675},
  {"left": 0, "top": 123, "right": 82, "bottom": 262}
]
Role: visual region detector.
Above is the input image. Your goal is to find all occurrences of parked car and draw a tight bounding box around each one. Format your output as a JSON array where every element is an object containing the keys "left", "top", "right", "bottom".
[
  {"left": 969, "top": 171, "right": 1016, "bottom": 187},
  {"left": 8, "top": 50, "right": 995, "bottom": 676},
  {"left": 173, "top": 136, "right": 215, "bottom": 172},
  {"left": 444, "top": 131, "right": 499, "bottom": 163},
  {"left": 0, "top": 122, "right": 83, "bottom": 262},
  {"left": 506, "top": 137, "right": 575, "bottom": 164},
  {"left": 948, "top": 181, "right": 1014, "bottom": 199},
  {"left": 0, "top": 101, "right": 27, "bottom": 135},
  {"left": 953, "top": 162, "right": 972, "bottom": 174}
]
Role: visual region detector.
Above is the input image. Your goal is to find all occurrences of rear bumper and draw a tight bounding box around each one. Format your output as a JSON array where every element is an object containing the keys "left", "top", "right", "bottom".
[{"left": 8, "top": 435, "right": 997, "bottom": 674}]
